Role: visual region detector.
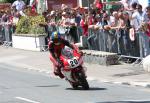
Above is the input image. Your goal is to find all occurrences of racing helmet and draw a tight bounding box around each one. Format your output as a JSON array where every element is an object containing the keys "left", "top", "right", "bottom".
[{"left": 51, "top": 31, "right": 61, "bottom": 42}]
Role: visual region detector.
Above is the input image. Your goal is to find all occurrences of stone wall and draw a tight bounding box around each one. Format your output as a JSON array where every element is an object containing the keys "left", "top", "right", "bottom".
[{"left": 82, "top": 50, "right": 119, "bottom": 66}]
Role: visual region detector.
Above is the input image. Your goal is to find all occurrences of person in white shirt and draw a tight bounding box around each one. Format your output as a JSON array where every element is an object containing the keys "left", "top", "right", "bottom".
[
  {"left": 131, "top": 4, "right": 144, "bottom": 31},
  {"left": 110, "top": 11, "right": 119, "bottom": 27},
  {"left": 29, "top": 0, "right": 34, "bottom": 6},
  {"left": 61, "top": 12, "right": 71, "bottom": 27},
  {"left": 12, "top": 0, "right": 25, "bottom": 11},
  {"left": 137, "top": 0, "right": 149, "bottom": 11},
  {"left": 128, "top": 0, "right": 139, "bottom": 6},
  {"left": 143, "top": 6, "right": 150, "bottom": 22}
]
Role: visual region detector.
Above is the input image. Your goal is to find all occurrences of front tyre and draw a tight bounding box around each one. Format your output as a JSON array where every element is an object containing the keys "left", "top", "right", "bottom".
[
  {"left": 76, "top": 72, "right": 89, "bottom": 90},
  {"left": 71, "top": 83, "right": 78, "bottom": 89}
]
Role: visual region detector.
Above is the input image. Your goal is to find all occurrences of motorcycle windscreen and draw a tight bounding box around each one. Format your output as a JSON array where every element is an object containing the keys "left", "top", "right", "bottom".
[{"left": 61, "top": 46, "right": 74, "bottom": 59}]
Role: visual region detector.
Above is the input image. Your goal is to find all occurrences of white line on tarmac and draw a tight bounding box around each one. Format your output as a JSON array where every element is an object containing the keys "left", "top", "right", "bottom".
[
  {"left": 122, "top": 100, "right": 150, "bottom": 102},
  {"left": 15, "top": 97, "right": 40, "bottom": 103}
]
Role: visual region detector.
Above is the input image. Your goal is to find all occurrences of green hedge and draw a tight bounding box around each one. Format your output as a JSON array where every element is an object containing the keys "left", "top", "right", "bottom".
[{"left": 16, "top": 15, "right": 47, "bottom": 36}]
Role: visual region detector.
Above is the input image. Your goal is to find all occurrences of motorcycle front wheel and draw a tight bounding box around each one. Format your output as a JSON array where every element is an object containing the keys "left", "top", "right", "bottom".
[
  {"left": 71, "top": 83, "right": 78, "bottom": 89},
  {"left": 75, "top": 72, "right": 89, "bottom": 90}
]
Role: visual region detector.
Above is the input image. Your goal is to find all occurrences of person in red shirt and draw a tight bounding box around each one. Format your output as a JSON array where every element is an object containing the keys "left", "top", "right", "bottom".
[
  {"left": 80, "top": 14, "right": 88, "bottom": 37},
  {"left": 94, "top": 0, "right": 103, "bottom": 13}
]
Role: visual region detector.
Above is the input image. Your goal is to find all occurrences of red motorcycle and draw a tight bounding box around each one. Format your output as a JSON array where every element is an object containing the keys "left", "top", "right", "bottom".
[{"left": 59, "top": 45, "right": 89, "bottom": 90}]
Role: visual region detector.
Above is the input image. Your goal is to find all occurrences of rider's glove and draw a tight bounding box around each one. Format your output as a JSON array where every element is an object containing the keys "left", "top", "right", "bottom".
[
  {"left": 56, "top": 58, "right": 62, "bottom": 67},
  {"left": 77, "top": 50, "right": 83, "bottom": 56}
]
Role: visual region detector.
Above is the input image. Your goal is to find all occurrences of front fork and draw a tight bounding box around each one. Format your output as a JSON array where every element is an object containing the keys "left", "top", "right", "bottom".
[
  {"left": 62, "top": 66, "right": 87, "bottom": 83},
  {"left": 71, "top": 66, "right": 87, "bottom": 83}
]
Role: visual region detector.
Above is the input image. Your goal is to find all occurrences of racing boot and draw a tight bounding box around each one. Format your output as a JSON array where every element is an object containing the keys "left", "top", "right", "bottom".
[{"left": 54, "top": 67, "right": 64, "bottom": 79}]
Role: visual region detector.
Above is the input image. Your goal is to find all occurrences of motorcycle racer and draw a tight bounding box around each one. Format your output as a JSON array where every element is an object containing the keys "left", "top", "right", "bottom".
[{"left": 48, "top": 31, "right": 77, "bottom": 78}]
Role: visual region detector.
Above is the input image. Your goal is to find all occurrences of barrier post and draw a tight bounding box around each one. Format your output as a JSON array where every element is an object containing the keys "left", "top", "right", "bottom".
[{"left": 138, "top": 31, "right": 150, "bottom": 58}]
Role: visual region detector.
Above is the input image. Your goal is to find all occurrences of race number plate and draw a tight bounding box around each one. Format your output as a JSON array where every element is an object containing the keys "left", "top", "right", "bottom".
[{"left": 68, "top": 57, "right": 79, "bottom": 68}]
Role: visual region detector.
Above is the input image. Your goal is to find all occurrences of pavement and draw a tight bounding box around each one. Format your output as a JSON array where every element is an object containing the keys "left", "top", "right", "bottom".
[{"left": 0, "top": 46, "right": 150, "bottom": 88}]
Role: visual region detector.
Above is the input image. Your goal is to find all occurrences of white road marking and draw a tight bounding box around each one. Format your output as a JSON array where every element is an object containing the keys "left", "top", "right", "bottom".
[
  {"left": 15, "top": 97, "right": 40, "bottom": 103},
  {"left": 87, "top": 77, "right": 96, "bottom": 81},
  {"left": 122, "top": 100, "right": 150, "bottom": 102}
]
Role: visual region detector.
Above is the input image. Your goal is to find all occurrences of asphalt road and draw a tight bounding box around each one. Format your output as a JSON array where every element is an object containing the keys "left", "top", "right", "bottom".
[{"left": 1, "top": 63, "right": 150, "bottom": 103}]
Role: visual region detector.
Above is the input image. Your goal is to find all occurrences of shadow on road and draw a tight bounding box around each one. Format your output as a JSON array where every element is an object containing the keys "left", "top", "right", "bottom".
[
  {"left": 113, "top": 71, "right": 145, "bottom": 77},
  {"left": 66, "top": 87, "right": 107, "bottom": 91},
  {"left": 36, "top": 85, "right": 60, "bottom": 88},
  {"left": 96, "top": 101, "right": 150, "bottom": 103}
]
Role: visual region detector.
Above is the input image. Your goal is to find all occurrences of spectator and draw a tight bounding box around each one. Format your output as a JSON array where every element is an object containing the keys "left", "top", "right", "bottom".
[
  {"left": 117, "top": 12, "right": 127, "bottom": 54},
  {"left": 74, "top": 8, "right": 82, "bottom": 26},
  {"left": 1, "top": 11, "right": 8, "bottom": 22},
  {"left": 93, "top": 0, "right": 103, "bottom": 13},
  {"left": 106, "top": 0, "right": 139, "bottom": 12},
  {"left": 123, "top": 12, "right": 132, "bottom": 30},
  {"left": 119, "top": 0, "right": 130, "bottom": 11},
  {"left": 70, "top": 13, "right": 77, "bottom": 26},
  {"left": 143, "top": 6, "right": 150, "bottom": 22},
  {"left": 29, "top": 0, "right": 37, "bottom": 13},
  {"left": 138, "top": 0, "right": 149, "bottom": 11},
  {"left": 131, "top": 4, "right": 144, "bottom": 31},
  {"left": 11, "top": 11, "right": 21, "bottom": 33},
  {"left": 101, "top": 13, "right": 111, "bottom": 30},
  {"left": 105, "top": 0, "right": 121, "bottom": 14},
  {"left": 0, "top": 10, "right": 4, "bottom": 18},
  {"left": 61, "top": 4, "right": 70, "bottom": 13},
  {"left": 12, "top": 0, "right": 25, "bottom": 12},
  {"left": 29, "top": 0, "right": 35, "bottom": 7},
  {"left": 138, "top": 6, "right": 150, "bottom": 57},
  {"left": 47, "top": 11, "right": 57, "bottom": 34},
  {"left": 117, "top": 12, "right": 126, "bottom": 29},
  {"left": 80, "top": 14, "right": 88, "bottom": 37},
  {"left": 110, "top": 11, "right": 119, "bottom": 27},
  {"left": 88, "top": 10, "right": 97, "bottom": 29},
  {"left": 128, "top": 0, "right": 139, "bottom": 8},
  {"left": 123, "top": 11, "right": 134, "bottom": 55},
  {"left": 94, "top": 15, "right": 103, "bottom": 30},
  {"left": 69, "top": 13, "right": 78, "bottom": 43},
  {"left": 47, "top": 11, "right": 56, "bottom": 25},
  {"left": 61, "top": 12, "right": 70, "bottom": 27},
  {"left": 141, "top": 6, "right": 150, "bottom": 37}
]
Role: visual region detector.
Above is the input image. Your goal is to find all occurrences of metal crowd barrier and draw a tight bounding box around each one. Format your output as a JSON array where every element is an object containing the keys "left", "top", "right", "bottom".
[
  {"left": 0, "top": 23, "right": 13, "bottom": 47},
  {"left": 0, "top": 25, "right": 5, "bottom": 44},
  {"left": 41, "top": 25, "right": 150, "bottom": 64},
  {"left": 87, "top": 28, "right": 150, "bottom": 64}
]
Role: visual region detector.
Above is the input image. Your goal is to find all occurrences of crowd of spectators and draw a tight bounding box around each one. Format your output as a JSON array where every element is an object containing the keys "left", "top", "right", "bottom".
[
  {"left": 0, "top": 0, "right": 26, "bottom": 32},
  {"left": 0, "top": 0, "right": 150, "bottom": 57},
  {"left": 42, "top": 0, "right": 150, "bottom": 57},
  {"left": 42, "top": 0, "right": 150, "bottom": 41}
]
